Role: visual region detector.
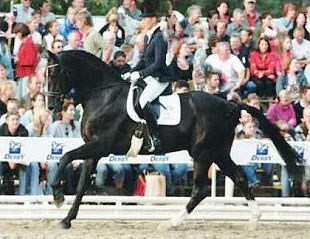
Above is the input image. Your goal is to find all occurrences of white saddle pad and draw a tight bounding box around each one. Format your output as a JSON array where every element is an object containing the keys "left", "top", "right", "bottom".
[{"left": 126, "top": 86, "right": 181, "bottom": 126}]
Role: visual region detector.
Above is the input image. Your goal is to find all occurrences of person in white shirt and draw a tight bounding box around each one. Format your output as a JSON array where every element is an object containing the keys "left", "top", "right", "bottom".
[
  {"left": 292, "top": 27, "right": 310, "bottom": 82},
  {"left": 14, "top": 0, "right": 34, "bottom": 24},
  {"left": 26, "top": 16, "right": 42, "bottom": 46},
  {"left": 63, "top": 31, "right": 82, "bottom": 51},
  {"left": 204, "top": 41, "right": 245, "bottom": 93}
]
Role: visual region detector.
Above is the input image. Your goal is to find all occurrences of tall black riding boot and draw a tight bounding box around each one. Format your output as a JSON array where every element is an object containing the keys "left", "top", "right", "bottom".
[{"left": 142, "top": 102, "right": 164, "bottom": 154}]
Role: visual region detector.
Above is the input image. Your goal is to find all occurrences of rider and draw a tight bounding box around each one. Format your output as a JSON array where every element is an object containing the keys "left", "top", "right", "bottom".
[{"left": 130, "top": 4, "right": 174, "bottom": 152}]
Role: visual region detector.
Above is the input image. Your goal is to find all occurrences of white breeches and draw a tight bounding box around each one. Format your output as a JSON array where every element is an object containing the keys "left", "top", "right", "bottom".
[{"left": 139, "top": 76, "right": 169, "bottom": 109}]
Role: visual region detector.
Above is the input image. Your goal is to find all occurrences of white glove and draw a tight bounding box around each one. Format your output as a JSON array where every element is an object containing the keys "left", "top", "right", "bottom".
[
  {"left": 130, "top": 71, "right": 140, "bottom": 84},
  {"left": 121, "top": 72, "right": 131, "bottom": 81}
]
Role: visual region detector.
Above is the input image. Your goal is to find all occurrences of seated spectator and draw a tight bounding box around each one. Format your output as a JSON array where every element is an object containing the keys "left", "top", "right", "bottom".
[
  {"left": 205, "top": 41, "right": 245, "bottom": 94},
  {"left": 277, "top": 120, "right": 295, "bottom": 197},
  {"left": 99, "top": 7, "right": 125, "bottom": 48},
  {"left": 267, "top": 89, "right": 297, "bottom": 128},
  {"left": 288, "top": 12, "right": 310, "bottom": 41},
  {"left": 76, "top": 10, "right": 105, "bottom": 59},
  {"left": 291, "top": 27, "right": 310, "bottom": 82},
  {"left": 203, "top": 70, "right": 226, "bottom": 99},
  {"left": 236, "top": 119, "right": 262, "bottom": 188},
  {"left": 216, "top": 20, "right": 230, "bottom": 42},
  {"left": 205, "top": 35, "right": 219, "bottom": 56},
  {"left": 181, "top": 5, "right": 202, "bottom": 37},
  {"left": 26, "top": 107, "right": 53, "bottom": 195},
  {"left": 279, "top": 35, "right": 294, "bottom": 67},
  {"left": 255, "top": 13, "right": 277, "bottom": 42},
  {"left": 276, "top": 58, "right": 307, "bottom": 101},
  {"left": 226, "top": 8, "right": 245, "bottom": 36},
  {"left": 109, "top": 51, "right": 131, "bottom": 75},
  {"left": 31, "top": 10, "right": 45, "bottom": 36},
  {"left": 59, "top": 7, "right": 79, "bottom": 43},
  {"left": 294, "top": 106, "right": 310, "bottom": 196},
  {"left": 52, "top": 101, "right": 81, "bottom": 195},
  {"left": 0, "top": 110, "right": 28, "bottom": 195},
  {"left": 294, "top": 86, "right": 310, "bottom": 125},
  {"left": 240, "top": 28, "right": 256, "bottom": 59},
  {"left": 0, "top": 80, "right": 17, "bottom": 117},
  {"left": 249, "top": 37, "right": 276, "bottom": 98},
  {"left": 20, "top": 74, "right": 42, "bottom": 111},
  {"left": 120, "top": 43, "right": 134, "bottom": 66},
  {"left": 14, "top": 0, "right": 34, "bottom": 24},
  {"left": 174, "top": 80, "right": 190, "bottom": 94},
  {"left": 38, "top": 0, "right": 56, "bottom": 26},
  {"left": 206, "top": 10, "right": 219, "bottom": 37},
  {"left": 72, "top": 0, "right": 85, "bottom": 11},
  {"left": 50, "top": 39, "right": 64, "bottom": 54},
  {"left": 117, "top": 0, "right": 141, "bottom": 35},
  {"left": 43, "top": 20, "right": 64, "bottom": 51},
  {"left": 276, "top": 2, "right": 296, "bottom": 33},
  {"left": 63, "top": 31, "right": 81, "bottom": 51},
  {"left": 217, "top": 1, "right": 230, "bottom": 25},
  {"left": 0, "top": 98, "right": 27, "bottom": 126},
  {"left": 23, "top": 92, "right": 46, "bottom": 127},
  {"left": 102, "top": 31, "right": 119, "bottom": 63},
  {"left": 0, "top": 56, "right": 14, "bottom": 80}
]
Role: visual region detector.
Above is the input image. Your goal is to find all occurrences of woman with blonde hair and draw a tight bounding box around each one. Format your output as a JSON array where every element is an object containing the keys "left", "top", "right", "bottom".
[{"left": 26, "top": 107, "right": 53, "bottom": 195}]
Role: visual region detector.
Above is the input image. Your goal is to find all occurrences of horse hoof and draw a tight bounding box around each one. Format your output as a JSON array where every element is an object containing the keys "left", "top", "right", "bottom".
[
  {"left": 52, "top": 185, "right": 65, "bottom": 208},
  {"left": 59, "top": 219, "right": 71, "bottom": 229}
]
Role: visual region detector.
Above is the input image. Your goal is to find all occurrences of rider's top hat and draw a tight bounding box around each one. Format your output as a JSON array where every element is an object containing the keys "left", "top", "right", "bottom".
[{"left": 141, "top": 1, "right": 158, "bottom": 18}]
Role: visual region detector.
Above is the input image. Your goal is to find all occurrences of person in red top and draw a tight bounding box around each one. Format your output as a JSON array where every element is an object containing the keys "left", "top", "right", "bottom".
[
  {"left": 249, "top": 37, "right": 276, "bottom": 98},
  {"left": 13, "top": 23, "right": 38, "bottom": 100}
]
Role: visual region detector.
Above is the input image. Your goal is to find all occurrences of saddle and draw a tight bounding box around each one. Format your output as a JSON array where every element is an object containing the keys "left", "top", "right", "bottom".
[{"left": 126, "top": 81, "right": 181, "bottom": 126}]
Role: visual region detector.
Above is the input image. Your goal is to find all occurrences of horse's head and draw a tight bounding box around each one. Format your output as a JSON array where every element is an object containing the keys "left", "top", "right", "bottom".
[{"left": 46, "top": 50, "right": 73, "bottom": 111}]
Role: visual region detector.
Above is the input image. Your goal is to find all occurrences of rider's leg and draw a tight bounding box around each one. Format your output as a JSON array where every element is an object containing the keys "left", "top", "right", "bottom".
[{"left": 139, "top": 76, "right": 169, "bottom": 152}]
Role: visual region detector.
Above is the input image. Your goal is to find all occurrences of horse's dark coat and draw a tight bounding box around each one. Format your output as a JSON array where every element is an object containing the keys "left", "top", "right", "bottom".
[{"left": 47, "top": 50, "right": 299, "bottom": 229}]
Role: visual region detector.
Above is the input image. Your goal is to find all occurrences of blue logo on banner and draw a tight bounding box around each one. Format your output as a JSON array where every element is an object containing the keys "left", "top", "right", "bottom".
[
  {"left": 9, "top": 141, "right": 21, "bottom": 154},
  {"left": 293, "top": 145, "right": 306, "bottom": 164},
  {"left": 51, "top": 142, "right": 63, "bottom": 155},
  {"left": 256, "top": 143, "right": 268, "bottom": 155}
]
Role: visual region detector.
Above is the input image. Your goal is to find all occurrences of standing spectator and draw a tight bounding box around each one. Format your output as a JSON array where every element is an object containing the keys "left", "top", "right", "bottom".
[
  {"left": 99, "top": 8, "right": 125, "bottom": 48},
  {"left": 38, "top": 0, "right": 56, "bottom": 26},
  {"left": 13, "top": 23, "right": 38, "bottom": 100},
  {"left": 267, "top": 89, "right": 297, "bottom": 128},
  {"left": 109, "top": 51, "right": 131, "bottom": 75},
  {"left": 0, "top": 80, "right": 17, "bottom": 117},
  {"left": 59, "top": 7, "right": 79, "bottom": 43},
  {"left": 63, "top": 31, "right": 81, "bottom": 51},
  {"left": 52, "top": 101, "right": 81, "bottom": 195},
  {"left": 205, "top": 41, "right": 245, "bottom": 94},
  {"left": 294, "top": 106, "right": 310, "bottom": 196},
  {"left": 0, "top": 110, "right": 28, "bottom": 195},
  {"left": 76, "top": 10, "right": 105, "bottom": 59},
  {"left": 249, "top": 37, "right": 276, "bottom": 98},
  {"left": 14, "top": 0, "right": 34, "bottom": 24},
  {"left": 243, "top": 0, "right": 260, "bottom": 29},
  {"left": 226, "top": 8, "right": 245, "bottom": 36},
  {"left": 26, "top": 16, "right": 42, "bottom": 46},
  {"left": 289, "top": 12, "right": 310, "bottom": 41},
  {"left": 276, "top": 58, "right": 308, "bottom": 101},
  {"left": 217, "top": 1, "right": 230, "bottom": 25},
  {"left": 26, "top": 107, "right": 52, "bottom": 195},
  {"left": 276, "top": 2, "right": 297, "bottom": 33},
  {"left": 43, "top": 20, "right": 64, "bottom": 51},
  {"left": 294, "top": 86, "right": 310, "bottom": 125}
]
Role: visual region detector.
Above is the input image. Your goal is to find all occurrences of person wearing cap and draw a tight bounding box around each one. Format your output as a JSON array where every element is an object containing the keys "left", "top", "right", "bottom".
[
  {"left": 243, "top": 0, "right": 260, "bottom": 29},
  {"left": 130, "top": 6, "right": 174, "bottom": 153}
]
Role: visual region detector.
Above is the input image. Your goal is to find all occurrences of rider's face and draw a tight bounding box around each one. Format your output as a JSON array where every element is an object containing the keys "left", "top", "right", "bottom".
[{"left": 142, "top": 16, "right": 157, "bottom": 31}]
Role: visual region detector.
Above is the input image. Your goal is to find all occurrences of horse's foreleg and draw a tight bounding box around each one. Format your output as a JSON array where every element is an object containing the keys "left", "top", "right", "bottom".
[
  {"left": 169, "top": 150, "right": 210, "bottom": 228},
  {"left": 52, "top": 141, "right": 104, "bottom": 207},
  {"left": 60, "top": 159, "right": 93, "bottom": 229},
  {"left": 216, "top": 156, "right": 261, "bottom": 224}
]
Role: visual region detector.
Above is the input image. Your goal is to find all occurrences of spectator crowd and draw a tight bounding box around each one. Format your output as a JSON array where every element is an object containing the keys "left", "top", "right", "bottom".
[{"left": 0, "top": 0, "right": 310, "bottom": 198}]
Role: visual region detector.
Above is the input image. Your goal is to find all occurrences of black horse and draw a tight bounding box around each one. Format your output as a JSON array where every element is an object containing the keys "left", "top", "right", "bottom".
[{"left": 47, "top": 50, "right": 299, "bottom": 229}]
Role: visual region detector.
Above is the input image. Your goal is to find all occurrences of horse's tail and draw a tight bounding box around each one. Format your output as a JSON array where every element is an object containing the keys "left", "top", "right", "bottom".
[{"left": 240, "top": 104, "right": 300, "bottom": 177}]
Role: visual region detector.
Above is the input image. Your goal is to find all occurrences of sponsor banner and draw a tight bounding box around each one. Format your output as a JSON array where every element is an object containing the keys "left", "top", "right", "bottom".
[{"left": 0, "top": 137, "right": 309, "bottom": 165}]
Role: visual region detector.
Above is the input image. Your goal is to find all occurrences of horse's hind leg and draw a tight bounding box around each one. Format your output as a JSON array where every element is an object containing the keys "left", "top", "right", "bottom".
[
  {"left": 169, "top": 149, "right": 211, "bottom": 228},
  {"left": 52, "top": 140, "right": 103, "bottom": 207},
  {"left": 216, "top": 154, "right": 261, "bottom": 223},
  {"left": 60, "top": 159, "right": 93, "bottom": 229}
]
